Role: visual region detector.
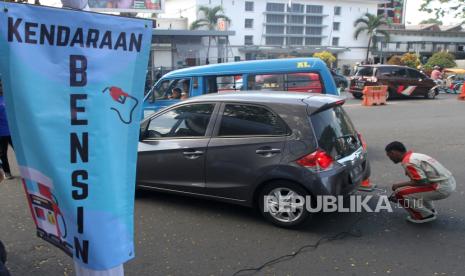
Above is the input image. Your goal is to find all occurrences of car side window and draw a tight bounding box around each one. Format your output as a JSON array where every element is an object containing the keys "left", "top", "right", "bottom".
[
  {"left": 218, "top": 104, "right": 288, "bottom": 136},
  {"left": 145, "top": 104, "right": 215, "bottom": 139},
  {"left": 391, "top": 68, "right": 408, "bottom": 78},
  {"left": 408, "top": 69, "right": 424, "bottom": 79}
]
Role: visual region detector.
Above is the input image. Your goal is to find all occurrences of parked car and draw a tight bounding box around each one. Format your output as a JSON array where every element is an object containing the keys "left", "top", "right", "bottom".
[
  {"left": 137, "top": 92, "right": 370, "bottom": 228},
  {"left": 331, "top": 70, "right": 349, "bottom": 90},
  {"left": 348, "top": 65, "right": 438, "bottom": 100}
]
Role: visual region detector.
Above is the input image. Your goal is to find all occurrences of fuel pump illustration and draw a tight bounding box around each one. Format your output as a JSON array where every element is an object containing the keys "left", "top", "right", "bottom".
[
  {"left": 102, "top": 86, "right": 139, "bottom": 124},
  {"left": 19, "top": 166, "right": 73, "bottom": 256}
]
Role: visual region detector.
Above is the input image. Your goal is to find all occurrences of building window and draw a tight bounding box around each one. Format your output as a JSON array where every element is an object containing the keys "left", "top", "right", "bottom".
[
  {"left": 332, "top": 37, "right": 339, "bottom": 46},
  {"left": 288, "top": 3, "right": 304, "bottom": 13},
  {"left": 287, "top": 26, "right": 304, "bottom": 34},
  {"left": 334, "top": 6, "right": 341, "bottom": 15},
  {"left": 333, "top": 22, "right": 340, "bottom": 31},
  {"left": 396, "top": 42, "right": 401, "bottom": 49},
  {"left": 244, "top": 19, "right": 253, "bottom": 28},
  {"left": 306, "top": 27, "right": 322, "bottom": 35},
  {"left": 305, "top": 37, "right": 322, "bottom": 45},
  {"left": 266, "top": 25, "right": 285, "bottom": 34},
  {"left": 381, "top": 42, "right": 387, "bottom": 49},
  {"left": 245, "top": 1, "right": 254, "bottom": 11},
  {"left": 288, "top": 15, "right": 304, "bottom": 24},
  {"left": 266, "top": 3, "right": 285, "bottom": 12},
  {"left": 245, "top": 53, "right": 253, "bottom": 60},
  {"left": 458, "top": 45, "right": 464, "bottom": 52},
  {"left": 306, "top": 16, "right": 323, "bottom": 25},
  {"left": 287, "top": 37, "right": 303, "bottom": 45},
  {"left": 265, "top": 36, "right": 284, "bottom": 46},
  {"left": 244, "top": 35, "right": 253, "bottom": 45},
  {"left": 266, "top": 14, "right": 285, "bottom": 23},
  {"left": 306, "top": 5, "right": 323, "bottom": 14},
  {"left": 421, "top": 43, "right": 426, "bottom": 50}
]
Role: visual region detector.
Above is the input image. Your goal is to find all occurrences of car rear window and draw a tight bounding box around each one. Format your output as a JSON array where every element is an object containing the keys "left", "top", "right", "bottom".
[
  {"left": 355, "top": 67, "right": 374, "bottom": 77},
  {"left": 310, "top": 106, "right": 361, "bottom": 159}
]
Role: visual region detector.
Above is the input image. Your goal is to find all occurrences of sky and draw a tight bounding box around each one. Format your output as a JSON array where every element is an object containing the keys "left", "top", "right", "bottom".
[{"left": 35, "top": 0, "right": 462, "bottom": 26}]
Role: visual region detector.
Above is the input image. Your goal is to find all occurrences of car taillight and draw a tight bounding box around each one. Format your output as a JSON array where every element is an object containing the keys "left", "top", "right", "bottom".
[
  {"left": 296, "top": 149, "right": 334, "bottom": 171},
  {"left": 357, "top": 132, "right": 367, "bottom": 151}
]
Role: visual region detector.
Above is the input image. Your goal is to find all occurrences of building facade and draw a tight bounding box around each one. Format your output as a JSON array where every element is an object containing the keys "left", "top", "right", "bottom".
[
  {"left": 372, "top": 24, "right": 465, "bottom": 63},
  {"left": 161, "top": 0, "right": 387, "bottom": 67}
]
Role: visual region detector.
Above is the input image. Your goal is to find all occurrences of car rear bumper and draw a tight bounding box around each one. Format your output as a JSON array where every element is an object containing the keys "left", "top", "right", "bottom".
[{"left": 300, "top": 148, "right": 370, "bottom": 196}]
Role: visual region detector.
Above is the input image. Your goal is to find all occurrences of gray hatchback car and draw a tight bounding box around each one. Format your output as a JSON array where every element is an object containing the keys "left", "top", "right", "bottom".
[{"left": 137, "top": 92, "right": 370, "bottom": 227}]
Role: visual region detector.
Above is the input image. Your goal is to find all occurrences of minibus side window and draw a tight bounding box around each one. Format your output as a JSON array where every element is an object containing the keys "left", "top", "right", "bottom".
[
  {"left": 205, "top": 75, "right": 243, "bottom": 93},
  {"left": 248, "top": 73, "right": 323, "bottom": 93},
  {"left": 155, "top": 78, "right": 191, "bottom": 100}
]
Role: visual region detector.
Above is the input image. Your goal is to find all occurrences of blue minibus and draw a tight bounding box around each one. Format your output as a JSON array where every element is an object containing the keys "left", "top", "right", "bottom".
[{"left": 143, "top": 58, "right": 338, "bottom": 114}]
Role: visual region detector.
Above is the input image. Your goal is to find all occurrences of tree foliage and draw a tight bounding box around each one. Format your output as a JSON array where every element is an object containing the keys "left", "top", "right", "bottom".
[
  {"left": 425, "top": 52, "right": 457, "bottom": 68},
  {"left": 401, "top": 53, "right": 421, "bottom": 68},
  {"left": 387, "top": 55, "right": 403, "bottom": 65},
  {"left": 353, "top": 13, "right": 390, "bottom": 62},
  {"left": 419, "top": 18, "right": 443, "bottom": 25},
  {"left": 313, "top": 51, "right": 336, "bottom": 67},
  {"left": 420, "top": 0, "right": 465, "bottom": 19},
  {"left": 190, "top": 5, "right": 231, "bottom": 31}
]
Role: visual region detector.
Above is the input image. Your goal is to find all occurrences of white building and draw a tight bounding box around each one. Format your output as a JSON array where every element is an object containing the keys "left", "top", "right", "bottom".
[
  {"left": 373, "top": 24, "right": 465, "bottom": 62},
  {"left": 160, "top": 0, "right": 387, "bottom": 67}
]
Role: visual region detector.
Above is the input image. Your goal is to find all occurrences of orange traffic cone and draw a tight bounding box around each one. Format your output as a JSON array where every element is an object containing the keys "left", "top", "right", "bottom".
[
  {"left": 458, "top": 84, "right": 465, "bottom": 101},
  {"left": 358, "top": 178, "right": 377, "bottom": 192}
]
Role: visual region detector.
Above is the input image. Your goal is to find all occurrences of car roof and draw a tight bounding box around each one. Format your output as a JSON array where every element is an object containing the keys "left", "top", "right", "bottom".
[
  {"left": 176, "top": 91, "right": 343, "bottom": 113},
  {"left": 358, "top": 64, "right": 411, "bottom": 69},
  {"left": 162, "top": 58, "right": 328, "bottom": 78}
]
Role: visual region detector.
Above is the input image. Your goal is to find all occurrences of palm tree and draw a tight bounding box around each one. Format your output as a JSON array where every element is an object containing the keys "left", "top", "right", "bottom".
[
  {"left": 354, "top": 13, "right": 390, "bottom": 63},
  {"left": 190, "top": 5, "right": 231, "bottom": 64}
]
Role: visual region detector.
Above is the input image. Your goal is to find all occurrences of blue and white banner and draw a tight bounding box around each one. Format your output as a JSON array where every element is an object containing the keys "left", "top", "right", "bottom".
[{"left": 0, "top": 3, "right": 151, "bottom": 270}]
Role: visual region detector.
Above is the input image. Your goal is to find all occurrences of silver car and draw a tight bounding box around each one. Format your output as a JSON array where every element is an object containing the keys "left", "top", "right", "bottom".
[{"left": 137, "top": 92, "right": 370, "bottom": 227}]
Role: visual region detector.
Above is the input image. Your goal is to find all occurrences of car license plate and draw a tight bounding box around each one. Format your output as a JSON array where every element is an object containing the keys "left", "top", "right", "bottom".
[
  {"left": 350, "top": 164, "right": 363, "bottom": 180},
  {"left": 355, "top": 81, "right": 365, "bottom": 89}
]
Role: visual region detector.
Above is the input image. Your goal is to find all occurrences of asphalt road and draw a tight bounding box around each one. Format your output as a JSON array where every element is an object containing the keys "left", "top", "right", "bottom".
[{"left": 1, "top": 93, "right": 464, "bottom": 276}]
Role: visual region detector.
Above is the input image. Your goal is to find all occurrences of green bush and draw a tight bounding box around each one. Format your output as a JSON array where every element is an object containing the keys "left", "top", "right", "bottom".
[{"left": 426, "top": 52, "right": 457, "bottom": 69}]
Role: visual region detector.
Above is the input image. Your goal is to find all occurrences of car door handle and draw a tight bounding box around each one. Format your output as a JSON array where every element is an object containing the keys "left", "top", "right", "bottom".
[
  {"left": 256, "top": 148, "right": 281, "bottom": 156},
  {"left": 183, "top": 150, "right": 204, "bottom": 159}
]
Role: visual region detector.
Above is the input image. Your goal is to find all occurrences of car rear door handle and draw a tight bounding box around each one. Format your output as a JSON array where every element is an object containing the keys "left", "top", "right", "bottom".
[
  {"left": 256, "top": 148, "right": 281, "bottom": 156},
  {"left": 183, "top": 150, "right": 204, "bottom": 159}
]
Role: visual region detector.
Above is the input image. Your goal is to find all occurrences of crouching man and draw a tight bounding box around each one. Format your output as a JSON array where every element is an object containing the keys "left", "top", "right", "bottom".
[{"left": 385, "top": 141, "right": 456, "bottom": 224}]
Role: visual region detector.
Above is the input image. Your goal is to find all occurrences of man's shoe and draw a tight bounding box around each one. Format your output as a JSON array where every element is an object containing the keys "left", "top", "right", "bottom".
[
  {"left": 406, "top": 214, "right": 437, "bottom": 224},
  {"left": 4, "top": 173, "right": 12, "bottom": 180}
]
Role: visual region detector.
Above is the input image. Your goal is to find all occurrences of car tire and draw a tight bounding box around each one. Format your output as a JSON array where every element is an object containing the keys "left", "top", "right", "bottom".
[
  {"left": 258, "top": 181, "right": 311, "bottom": 228},
  {"left": 0, "top": 240, "right": 6, "bottom": 264},
  {"left": 353, "top": 93, "right": 363, "bottom": 99},
  {"left": 425, "top": 88, "right": 437, "bottom": 99}
]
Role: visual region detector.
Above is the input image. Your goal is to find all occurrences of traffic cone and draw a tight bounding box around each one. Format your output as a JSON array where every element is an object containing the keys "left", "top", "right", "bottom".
[
  {"left": 458, "top": 84, "right": 465, "bottom": 101},
  {"left": 358, "top": 178, "right": 377, "bottom": 192}
]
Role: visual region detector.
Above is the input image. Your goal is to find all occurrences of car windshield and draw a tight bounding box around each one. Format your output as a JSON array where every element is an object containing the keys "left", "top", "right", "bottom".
[
  {"left": 355, "top": 67, "right": 374, "bottom": 77},
  {"left": 310, "top": 106, "right": 360, "bottom": 159}
]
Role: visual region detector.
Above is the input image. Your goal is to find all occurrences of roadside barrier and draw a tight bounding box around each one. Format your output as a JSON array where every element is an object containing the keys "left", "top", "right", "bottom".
[
  {"left": 458, "top": 84, "right": 465, "bottom": 101},
  {"left": 362, "top": 86, "right": 388, "bottom": 106},
  {"left": 358, "top": 178, "right": 377, "bottom": 192}
]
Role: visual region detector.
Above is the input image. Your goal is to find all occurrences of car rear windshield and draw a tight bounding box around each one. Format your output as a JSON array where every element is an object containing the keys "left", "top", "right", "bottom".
[
  {"left": 355, "top": 67, "right": 374, "bottom": 77},
  {"left": 310, "top": 106, "right": 361, "bottom": 159}
]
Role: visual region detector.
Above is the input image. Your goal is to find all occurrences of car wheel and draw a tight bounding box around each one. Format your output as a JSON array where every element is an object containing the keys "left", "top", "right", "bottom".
[
  {"left": 353, "top": 93, "right": 363, "bottom": 99},
  {"left": 258, "top": 181, "right": 311, "bottom": 228},
  {"left": 425, "top": 88, "right": 437, "bottom": 99},
  {"left": 0, "top": 240, "right": 6, "bottom": 264}
]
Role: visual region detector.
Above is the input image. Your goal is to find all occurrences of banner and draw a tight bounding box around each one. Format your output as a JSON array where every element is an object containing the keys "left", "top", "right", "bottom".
[
  {"left": 0, "top": 3, "right": 151, "bottom": 270},
  {"left": 89, "top": 0, "right": 164, "bottom": 13}
]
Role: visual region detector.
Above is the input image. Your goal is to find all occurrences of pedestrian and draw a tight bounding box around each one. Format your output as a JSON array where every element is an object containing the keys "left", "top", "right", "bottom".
[
  {"left": 0, "top": 78, "right": 13, "bottom": 180},
  {"left": 385, "top": 141, "right": 456, "bottom": 223}
]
